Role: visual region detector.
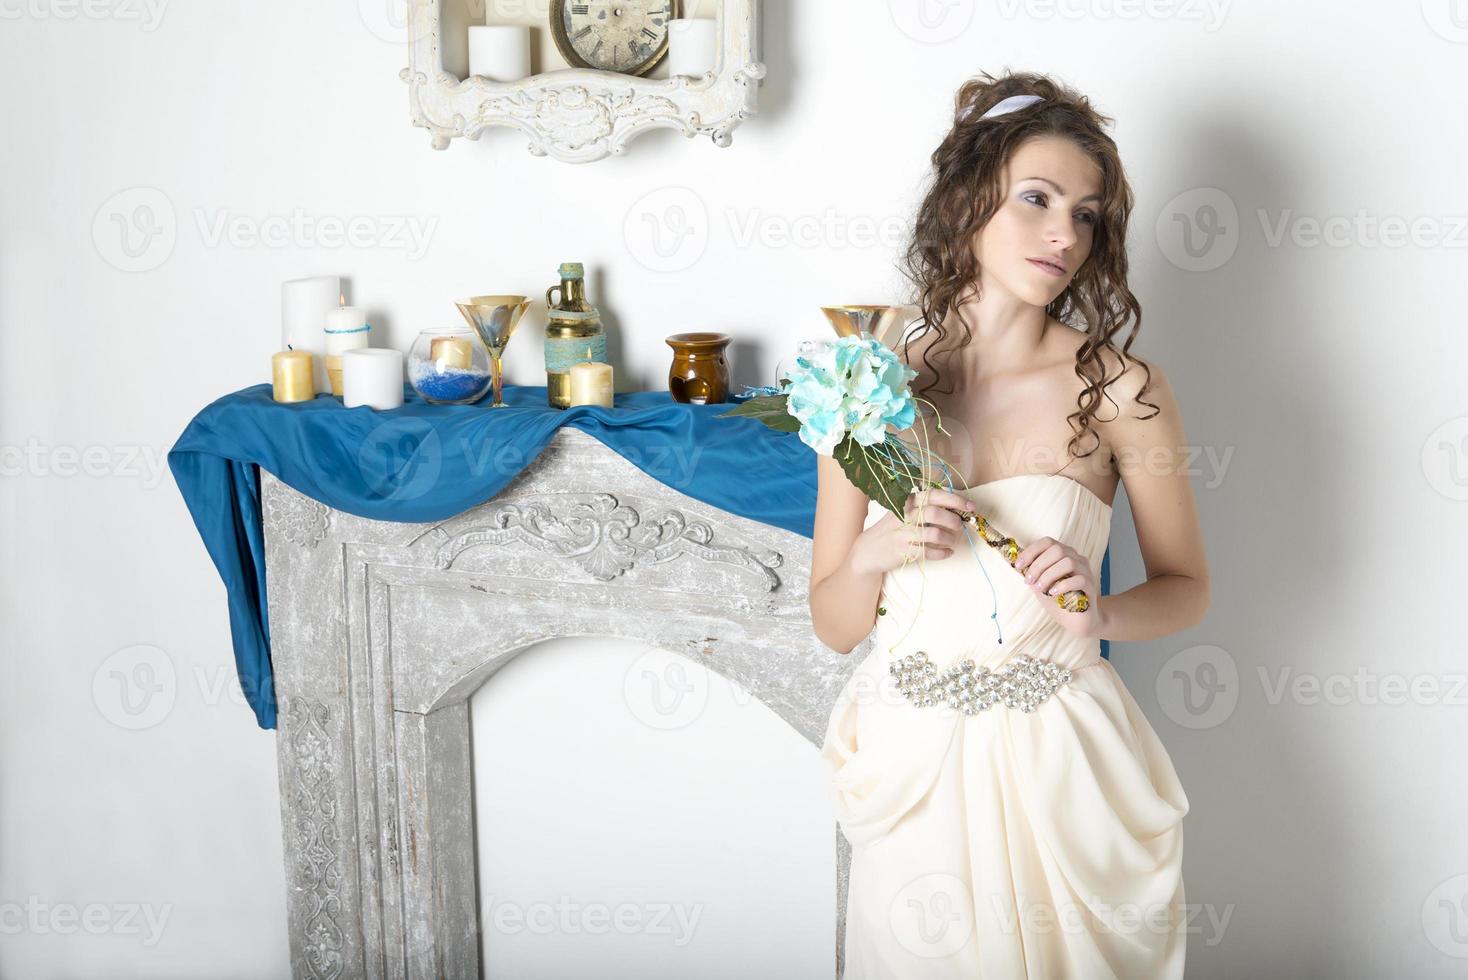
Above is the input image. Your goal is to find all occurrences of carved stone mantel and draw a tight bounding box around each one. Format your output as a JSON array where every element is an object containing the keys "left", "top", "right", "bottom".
[{"left": 262, "top": 427, "right": 865, "bottom": 979}]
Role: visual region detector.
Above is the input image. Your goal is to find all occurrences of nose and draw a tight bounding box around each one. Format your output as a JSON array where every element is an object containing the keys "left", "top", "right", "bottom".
[{"left": 1047, "top": 216, "right": 1080, "bottom": 251}]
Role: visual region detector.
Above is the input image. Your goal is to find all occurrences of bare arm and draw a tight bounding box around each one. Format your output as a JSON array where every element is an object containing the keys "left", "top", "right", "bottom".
[
  {"left": 1095, "top": 359, "right": 1212, "bottom": 641},
  {"left": 809, "top": 453, "right": 885, "bottom": 654}
]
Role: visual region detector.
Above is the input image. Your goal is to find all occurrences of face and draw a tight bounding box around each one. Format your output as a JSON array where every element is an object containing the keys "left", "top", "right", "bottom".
[{"left": 971, "top": 136, "right": 1104, "bottom": 308}]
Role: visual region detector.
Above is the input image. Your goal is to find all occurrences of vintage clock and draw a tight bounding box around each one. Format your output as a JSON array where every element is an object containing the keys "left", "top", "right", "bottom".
[{"left": 550, "top": 0, "right": 680, "bottom": 76}]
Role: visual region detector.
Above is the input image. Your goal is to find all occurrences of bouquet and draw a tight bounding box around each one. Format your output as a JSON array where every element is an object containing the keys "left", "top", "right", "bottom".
[{"left": 717, "top": 333, "right": 937, "bottom": 521}]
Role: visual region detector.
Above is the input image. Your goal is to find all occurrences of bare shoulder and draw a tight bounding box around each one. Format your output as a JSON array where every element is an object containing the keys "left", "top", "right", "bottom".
[
  {"left": 1072, "top": 334, "right": 1191, "bottom": 485},
  {"left": 893, "top": 322, "right": 942, "bottom": 374},
  {"left": 1050, "top": 323, "right": 1164, "bottom": 426}
]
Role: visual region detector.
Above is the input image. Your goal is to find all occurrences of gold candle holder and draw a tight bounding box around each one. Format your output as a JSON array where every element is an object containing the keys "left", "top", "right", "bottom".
[{"left": 324, "top": 354, "right": 344, "bottom": 396}]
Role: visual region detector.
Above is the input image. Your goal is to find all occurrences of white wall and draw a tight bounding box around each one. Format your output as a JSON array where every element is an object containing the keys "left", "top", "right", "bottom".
[
  {"left": 3, "top": 0, "right": 1466, "bottom": 976},
  {"left": 468, "top": 639, "right": 834, "bottom": 978}
]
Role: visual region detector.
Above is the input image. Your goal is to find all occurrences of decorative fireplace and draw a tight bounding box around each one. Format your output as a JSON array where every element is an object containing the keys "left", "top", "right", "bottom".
[{"left": 262, "top": 427, "right": 865, "bottom": 979}]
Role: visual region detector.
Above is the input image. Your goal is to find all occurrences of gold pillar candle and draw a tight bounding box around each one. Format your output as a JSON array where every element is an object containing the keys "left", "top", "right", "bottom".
[
  {"left": 430, "top": 336, "right": 474, "bottom": 370},
  {"left": 272, "top": 350, "right": 315, "bottom": 403},
  {"left": 568, "top": 355, "right": 613, "bottom": 408}
]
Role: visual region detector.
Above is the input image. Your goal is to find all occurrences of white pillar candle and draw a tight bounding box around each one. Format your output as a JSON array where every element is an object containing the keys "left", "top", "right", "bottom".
[
  {"left": 469, "top": 25, "right": 531, "bottom": 81},
  {"left": 323, "top": 303, "right": 371, "bottom": 396},
  {"left": 324, "top": 305, "right": 370, "bottom": 354},
  {"left": 343, "top": 349, "right": 404, "bottom": 411},
  {"left": 568, "top": 360, "right": 614, "bottom": 408},
  {"left": 281, "top": 275, "right": 340, "bottom": 392},
  {"left": 668, "top": 18, "right": 718, "bottom": 77}
]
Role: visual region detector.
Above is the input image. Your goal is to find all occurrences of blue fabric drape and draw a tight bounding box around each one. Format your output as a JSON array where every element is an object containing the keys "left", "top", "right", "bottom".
[{"left": 169, "top": 383, "right": 1109, "bottom": 729}]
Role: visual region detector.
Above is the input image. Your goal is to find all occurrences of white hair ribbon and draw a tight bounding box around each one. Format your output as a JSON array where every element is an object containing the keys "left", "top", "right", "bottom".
[{"left": 960, "top": 93, "right": 1045, "bottom": 123}]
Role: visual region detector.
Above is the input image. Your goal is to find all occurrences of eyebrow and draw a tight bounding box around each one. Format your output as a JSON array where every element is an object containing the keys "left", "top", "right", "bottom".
[{"left": 1022, "top": 176, "right": 1102, "bottom": 205}]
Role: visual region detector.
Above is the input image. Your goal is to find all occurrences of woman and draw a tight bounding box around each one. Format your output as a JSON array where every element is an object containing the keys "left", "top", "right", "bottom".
[{"left": 814, "top": 70, "right": 1211, "bottom": 979}]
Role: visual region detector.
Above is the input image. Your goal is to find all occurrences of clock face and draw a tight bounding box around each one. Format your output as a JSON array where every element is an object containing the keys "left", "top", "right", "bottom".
[{"left": 556, "top": 1, "right": 676, "bottom": 75}]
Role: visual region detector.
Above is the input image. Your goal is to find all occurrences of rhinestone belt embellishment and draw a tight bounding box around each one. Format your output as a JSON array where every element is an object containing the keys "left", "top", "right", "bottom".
[{"left": 890, "top": 652, "right": 1074, "bottom": 714}]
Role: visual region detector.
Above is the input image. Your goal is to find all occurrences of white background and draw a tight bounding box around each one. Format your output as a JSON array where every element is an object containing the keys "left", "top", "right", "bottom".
[{"left": 3, "top": 0, "right": 1467, "bottom": 977}]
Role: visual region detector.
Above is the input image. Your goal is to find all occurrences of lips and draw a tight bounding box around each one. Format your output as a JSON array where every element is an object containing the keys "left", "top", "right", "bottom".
[{"left": 1028, "top": 257, "right": 1067, "bottom": 276}]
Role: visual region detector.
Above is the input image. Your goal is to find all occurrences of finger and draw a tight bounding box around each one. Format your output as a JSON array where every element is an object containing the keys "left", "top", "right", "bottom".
[
  {"left": 1014, "top": 537, "right": 1056, "bottom": 573},
  {"left": 903, "top": 541, "right": 953, "bottom": 562},
  {"left": 909, "top": 487, "right": 978, "bottom": 516},
  {"left": 907, "top": 505, "right": 964, "bottom": 533},
  {"left": 1033, "top": 556, "right": 1077, "bottom": 589},
  {"left": 909, "top": 526, "right": 952, "bottom": 546},
  {"left": 1019, "top": 543, "right": 1062, "bottom": 579},
  {"left": 1044, "top": 574, "right": 1088, "bottom": 596},
  {"left": 933, "top": 488, "right": 978, "bottom": 514},
  {"left": 903, "top": 532, "right": 959, "bottom": 563}
]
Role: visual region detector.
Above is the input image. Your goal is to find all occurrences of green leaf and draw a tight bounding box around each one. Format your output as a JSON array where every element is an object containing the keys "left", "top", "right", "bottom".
[
  {"left": 714, "top": 394, "right": 801, "bottom": 433},
  {"left": 838, "top": 436, "right": 926, "bottom": 521}
]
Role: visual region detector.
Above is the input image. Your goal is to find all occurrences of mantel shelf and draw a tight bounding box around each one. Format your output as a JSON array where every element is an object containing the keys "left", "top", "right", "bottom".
[{"left": 403, "top": 0, "right": 763, "bottom": 162}]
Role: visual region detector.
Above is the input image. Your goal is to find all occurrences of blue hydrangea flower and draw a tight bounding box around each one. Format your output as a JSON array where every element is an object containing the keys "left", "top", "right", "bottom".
[{"left": 781, "top": 334, "right": 919, "bottom": 454}]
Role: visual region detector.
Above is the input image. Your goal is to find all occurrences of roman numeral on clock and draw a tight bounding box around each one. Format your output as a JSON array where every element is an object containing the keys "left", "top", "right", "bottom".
[
  {"left": 641, "top": 26, "right": 657, "bottom": 40},
  {"left": 571, "top": 4, "right": 589, "bottom": 14},
  {"left": 574, "top": 25, "right": 593, "bottom": 40}
]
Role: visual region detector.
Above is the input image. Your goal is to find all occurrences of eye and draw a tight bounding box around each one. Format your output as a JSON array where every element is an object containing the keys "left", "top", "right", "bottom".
[{"left": 1023, "top": 191, "right": 1099, "bottom": 228}]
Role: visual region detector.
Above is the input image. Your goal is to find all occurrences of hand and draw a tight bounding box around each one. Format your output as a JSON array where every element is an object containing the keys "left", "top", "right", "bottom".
[
  {"left": 849, "top": 487, "right": 977, "bottom": 576},
  {"left": 1013, "top": 536, "right": 1102, "bottom": 638}
]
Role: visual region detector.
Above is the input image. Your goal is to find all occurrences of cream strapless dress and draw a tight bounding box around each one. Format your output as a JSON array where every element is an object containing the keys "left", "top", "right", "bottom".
[{"left": 820, "top": 474, "right": 1189, "bottom": 979}]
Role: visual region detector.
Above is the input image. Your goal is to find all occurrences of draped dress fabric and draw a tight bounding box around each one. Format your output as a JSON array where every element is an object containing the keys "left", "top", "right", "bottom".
[{"left": 820, "top": 473, "right": 1189, "bottom": 979}]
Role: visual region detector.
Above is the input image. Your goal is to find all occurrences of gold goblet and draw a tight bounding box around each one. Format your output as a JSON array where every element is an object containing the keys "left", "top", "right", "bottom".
[
  {"left": 455, "top": 295, "right": 531, "bottom": 409},
  {"left": 820, "top": 305, "right": 911, "bottom": 349}
]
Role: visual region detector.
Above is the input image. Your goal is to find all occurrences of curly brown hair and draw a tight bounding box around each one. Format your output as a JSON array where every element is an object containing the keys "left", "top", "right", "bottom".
[{"left": 900, "top": 68, "right": 1159, "bottom": 473}]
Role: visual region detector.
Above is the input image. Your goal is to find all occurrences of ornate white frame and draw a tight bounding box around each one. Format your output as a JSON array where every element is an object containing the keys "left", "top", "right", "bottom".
[{"left": 400, "top": 0, "right": 764, "bottom": 163}]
